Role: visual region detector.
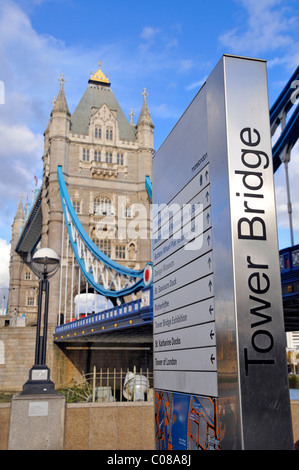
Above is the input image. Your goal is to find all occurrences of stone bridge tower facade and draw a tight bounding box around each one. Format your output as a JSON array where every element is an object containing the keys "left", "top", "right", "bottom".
[{"left": 9, "top": 62, "right": 154, "bottom": 327}]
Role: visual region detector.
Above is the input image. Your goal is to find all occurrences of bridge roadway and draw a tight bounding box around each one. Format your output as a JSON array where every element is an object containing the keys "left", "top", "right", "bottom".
[
  {"left": 280, "top": 244, "right": 299, "bottom": 332},
  {"left": 54, "top": 287, "right": 153, "bottom": 342}
]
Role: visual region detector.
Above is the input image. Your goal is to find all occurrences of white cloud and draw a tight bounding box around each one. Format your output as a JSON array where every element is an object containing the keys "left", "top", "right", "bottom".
[
  {"left": 219, "top": 0, "right": 297, "bottom": 56},
  {"left": 140, "top": 26, "right": 160, "bottom": 41},
  {"left": 0, "top": 123, "right": 43, "bottom": 157},
  {"left": 0, "top": 122, "right": 43, "bottom": 221},
  {"left": 179, "top": 60, "right": 194, "bottom": 73},
  {"left": 75, "top": 293, "right": 113, "bottom": 315},
  {"left": 0, "top": 238, "right": 10, "bottom": 289},
  {"left": 153, "top": 103, "right": 180, "bottom": 119},
  {"left": 185, "top": 78, "right": 206, "bottom": 92}
]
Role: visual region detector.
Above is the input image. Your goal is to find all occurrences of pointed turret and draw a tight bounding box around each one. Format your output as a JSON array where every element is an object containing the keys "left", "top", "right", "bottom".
[
  {"left": 14, "top": 195, "right": 25, "bottom": 223},
  {"left": 46, "top": 73, "right": 70, "bottom": 174},
  {"left": 136, "top": 88, "right": 154, "bottom": 150},
  {"left": 8, "top": 196, "right": 25, "bottom": 318},
  {"left": 52, "top": 74, "right": 70, "bottom": 116},
  {"left": 11, "top": 195, "right": 25, "bottom": 245},
  {"left": 137, "top": 89, "right": 153, "bottom": 126}
]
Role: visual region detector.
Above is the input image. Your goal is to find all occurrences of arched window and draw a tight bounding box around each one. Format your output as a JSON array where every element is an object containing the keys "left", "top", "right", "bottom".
[
  {"left": 93, "top": 195, "right": 112, "bottom": 216},
  {"left": 74, "top": 201, "right": 81, "bottom": 214},
  {"left": 94, "top": 150, "right": 101, "bottom": 162},
  {"left": 105, "top": 151, "right": 113, "bottom": 163},
  {"left": 115, "top": 245, "right": 126, "bottom": 259},
  {"left": 117, "top": 153, "right": 124, "bottom": 165},
  {"left": 99, "top": 239, "right": 111, "bottom": 257},
  {"left": 95, "top": 126, "right": 102, "bottom": 139},
  {"left": 106, "top": 127, "right": 113, "bottom": 140},
  {"left": 82, "top": 148, "right": 90, "bottom": 161}
]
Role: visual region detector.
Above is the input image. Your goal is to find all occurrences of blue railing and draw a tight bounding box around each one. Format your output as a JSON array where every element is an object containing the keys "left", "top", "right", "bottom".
[
  {"left": 280, "top": 245, "right": 299, "bottom": 300},
  {"left": 280, "top": 244, "right": 299, "bottom": 273},
  {"left": 54, "top": 287, "right": 153, "bottom": 340}
]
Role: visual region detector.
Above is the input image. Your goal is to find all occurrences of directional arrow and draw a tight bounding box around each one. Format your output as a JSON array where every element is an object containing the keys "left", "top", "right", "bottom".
[
  {"left": 205, "top": 170, "right": 209, "bottom": 181},
  {"left": 209, "top": 305, "right": 214, "bottom": 315},
  {"left": 208, "top": 257, "right": 212, "bottom": 269},
  {"left": 206, "top": 212, "right": 210, "bottom": 224},
  {"left": 208, "top": 280, "right": 213, "bottom": 292},
  {"left": 210, "top": 354, "right": 215, "bottom": 364},
  {"left": 210, "top": 330, "right": 215, "bottom": 340},
  {"left": 207, "top": 234, "right": 211, "bottom": 246},
  {"left": 206, "top": 190, "right": 209, "bottom": 202}
]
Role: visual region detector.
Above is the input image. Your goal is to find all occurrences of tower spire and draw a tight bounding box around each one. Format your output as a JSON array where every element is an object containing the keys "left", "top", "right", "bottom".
[
  {"left": 52, "top": 73, "right": 70, "bottom": 115},
  {"left": 137, "top": 88, "right": 153, "bottom": 127},
  {"left": 136, "top": 88, "right": 154, "bottom": 149}
]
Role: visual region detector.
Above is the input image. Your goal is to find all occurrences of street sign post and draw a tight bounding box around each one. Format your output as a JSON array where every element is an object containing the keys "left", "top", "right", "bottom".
[{"left": 153, "top": 55, "right": 294, "bottom": 450}]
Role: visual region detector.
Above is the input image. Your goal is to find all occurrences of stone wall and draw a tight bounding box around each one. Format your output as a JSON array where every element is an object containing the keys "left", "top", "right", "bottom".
[
  {"left": 0, "top": 326, "right": 153, "bottom": 392},
  {"left": 0, "top": 327, "right": 37, "bottom": 391},
  {"left": 0, "top": 326, "right": 79, "bottom": 392},
  {"left": 0, "top": 401, "right": 154, "bottom": 450},
  {"left": 0, "top": 400, "right": 298, "bottom": 450},
  {"left": 64, "top": 401, "right": 154, "bottom": 450}
]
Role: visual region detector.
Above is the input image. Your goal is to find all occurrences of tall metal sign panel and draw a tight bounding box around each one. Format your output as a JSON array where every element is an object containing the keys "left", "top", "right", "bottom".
[{"left": 153, "top": 55, "right": 294, "bottom": 450}]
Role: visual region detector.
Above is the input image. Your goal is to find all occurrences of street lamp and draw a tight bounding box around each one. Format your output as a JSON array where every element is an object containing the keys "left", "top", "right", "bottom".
[{"left": 21, "top": 248, "right": 60, "bottom": 395}]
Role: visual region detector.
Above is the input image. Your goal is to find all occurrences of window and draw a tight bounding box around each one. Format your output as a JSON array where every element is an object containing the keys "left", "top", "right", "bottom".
[
  {"left": 99, "top": 239, "right": 111, "bottom": 257},
  {"left": 94, "top": 150, "right": 101, "bottom": 162},
  {"left": 106, "top": 127, "right": 113, "bottom": 140},
  {"left": 95, "top": 126, "right": 102, "bottom": 139},
  {"left": 92, "top": 238, "right": 99, "bottom": 247},
  {"left": 27, "top": 297, "right": 35, "bottom": 306},
  {"left": 105, "top": 152, "right": 113, "bottom": 163},
  {"left": 82, "top": 148, "right": 90, "bottom": 161},
  {"left": 93, "top": 195, "right": 112, "bottom": 215},
  {"left": 115, "top": 245, "right": 126, "bottom": 259},
  {"left": 73, "top": 201, "right": 81, "bottom": 214},
  {"left": 117, "top": 153, "right": 124, "bottom": 165},
  {"left": 25, "top": 272, "right": 31, "bottom": 280},
  {"left": 124, "top": 205, "right": 132, "bottom": 218}
]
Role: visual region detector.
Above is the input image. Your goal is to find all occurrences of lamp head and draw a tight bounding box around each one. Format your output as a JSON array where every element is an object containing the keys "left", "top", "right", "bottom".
[{"left": 31, "top": 248, "right": 60, "bottom": 279}]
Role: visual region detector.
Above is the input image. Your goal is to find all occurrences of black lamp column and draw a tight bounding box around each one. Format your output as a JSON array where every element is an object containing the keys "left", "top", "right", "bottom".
[{"left": 21, "top": 248, "right": 59, "bottom": 395}]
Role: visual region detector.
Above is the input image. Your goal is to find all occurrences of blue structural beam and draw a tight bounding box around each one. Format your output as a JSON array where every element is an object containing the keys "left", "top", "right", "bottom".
[
  {"left": 270, "top": 65, "right": 299, "bottom": 173},
  {"left": 145, "top": 175, "right": 152, "bottom": 202},
  {"left": 54, "top": 287, "right": 153, "bottom": 341},
  {"left": 272, "top": 103, "right": 299, "bottom": 173},
  {"left": 57, "top": 165, "right": 149, "bottom": 298},
  {"left": 270, "top": 65, "right": 299, "bottom": 127},
  {"left": 279, "top": 244, "right": 299, "bottom": 331}
]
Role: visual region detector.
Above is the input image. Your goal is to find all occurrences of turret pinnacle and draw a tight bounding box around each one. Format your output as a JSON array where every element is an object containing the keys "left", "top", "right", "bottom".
[
  {"left": 137, "top": 88, "right": 153, "bottom": 127},
  {"left": 15, "top": 195, "right": 25, "bottom": 220},
  {"left": 52, "top": 73, "right": 70, "bottom": 115},
  {"left": 136, "top": 88, "right": 154, "bottom": 150}
]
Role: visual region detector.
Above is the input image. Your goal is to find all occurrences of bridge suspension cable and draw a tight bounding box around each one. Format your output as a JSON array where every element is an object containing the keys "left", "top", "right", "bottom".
[{"left": 57, "top": 165, "right": 149, "bottom": 302}]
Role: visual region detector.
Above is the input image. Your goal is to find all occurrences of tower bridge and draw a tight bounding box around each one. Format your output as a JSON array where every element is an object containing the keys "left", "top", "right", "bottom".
[{"left": 7, "top": 63, "right": 299, "bottom": 356}]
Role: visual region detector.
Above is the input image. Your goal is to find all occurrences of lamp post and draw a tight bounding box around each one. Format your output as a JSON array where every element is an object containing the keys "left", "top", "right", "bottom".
[{"left": 21, "top": 248, "right": 60, "bottom": 395}]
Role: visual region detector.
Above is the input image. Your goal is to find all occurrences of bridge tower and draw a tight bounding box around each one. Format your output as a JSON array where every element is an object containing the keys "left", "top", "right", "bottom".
[{"left": 9, "top": 61, "right": 154, "bottom": 327}]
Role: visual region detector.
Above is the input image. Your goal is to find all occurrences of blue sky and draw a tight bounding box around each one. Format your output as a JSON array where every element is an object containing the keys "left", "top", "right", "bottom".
[{"left": 0, "top": 0, "right": 298, "bottom": 289}]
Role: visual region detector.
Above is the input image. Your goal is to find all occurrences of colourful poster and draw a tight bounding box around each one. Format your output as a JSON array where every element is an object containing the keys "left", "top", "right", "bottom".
[{"left": 155, "top": 390, "right": 220, "bottom": 450}]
